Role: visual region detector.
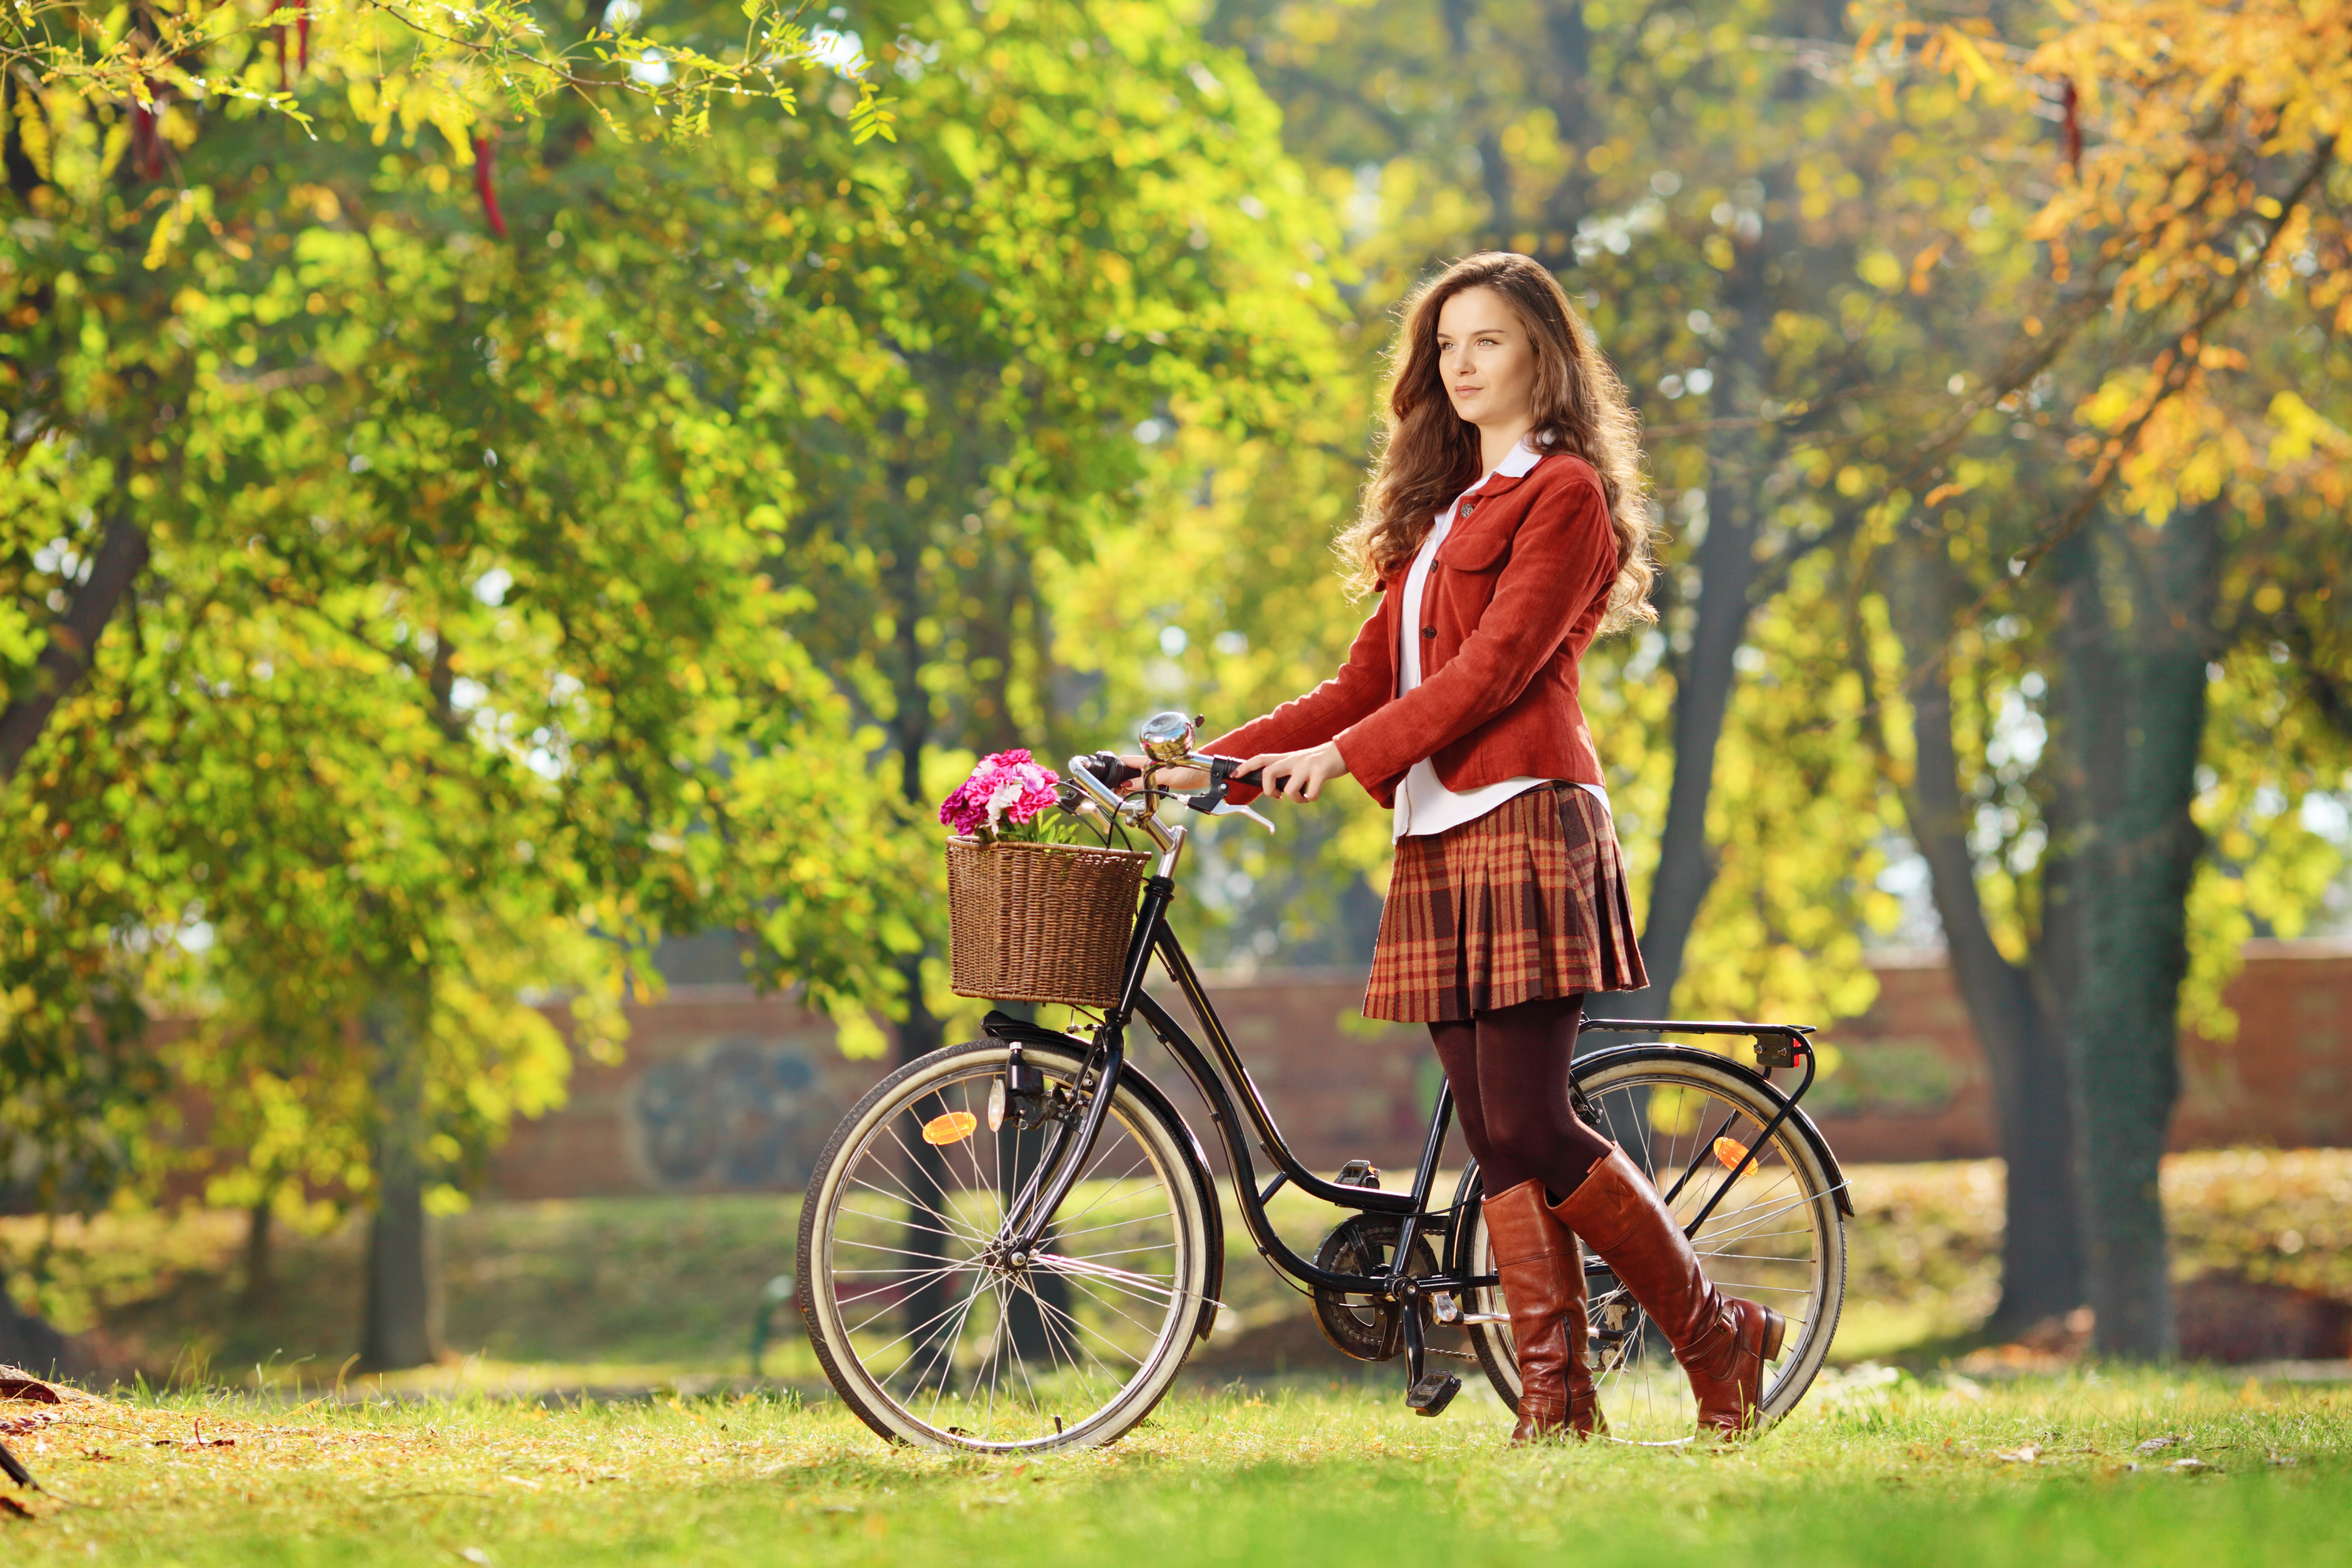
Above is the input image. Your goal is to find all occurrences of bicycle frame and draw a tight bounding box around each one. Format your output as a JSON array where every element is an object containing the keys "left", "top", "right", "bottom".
[{"left": 990, "top": 747, "right": 1842, "bottom": 1404}]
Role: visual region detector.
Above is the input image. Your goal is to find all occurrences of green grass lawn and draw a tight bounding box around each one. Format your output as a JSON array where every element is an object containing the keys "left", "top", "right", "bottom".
[
  {"left": 2, "top": 1368, "right": 2343, "bottom": 1565},
  {"left": 9, "top": 1151, "right": 2347, "bottom": 1392}
]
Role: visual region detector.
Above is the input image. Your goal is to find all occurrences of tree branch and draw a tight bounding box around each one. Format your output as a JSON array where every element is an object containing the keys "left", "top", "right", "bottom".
[{"left": 0, "top": 510, "right": 150, "bottom": 784}]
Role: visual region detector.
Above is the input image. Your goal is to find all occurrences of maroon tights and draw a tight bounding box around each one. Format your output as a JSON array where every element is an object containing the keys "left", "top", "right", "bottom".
[{"left": 1428, "top": 993, "right": 1612, "bottom": 1203}]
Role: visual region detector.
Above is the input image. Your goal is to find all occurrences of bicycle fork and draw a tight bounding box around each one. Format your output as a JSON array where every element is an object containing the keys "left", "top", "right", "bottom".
[{"left": 996, "top": 876, "right": 1174, "bottom": 1258}]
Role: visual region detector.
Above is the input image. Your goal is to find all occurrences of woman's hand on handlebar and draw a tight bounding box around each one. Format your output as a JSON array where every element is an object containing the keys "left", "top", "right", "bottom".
[
  {"left": 1243, "top": 740, "right": 1349, "bottom": 802},
  {"left": 1114, "top": 754, "right": 1208, "bottom": 794}
]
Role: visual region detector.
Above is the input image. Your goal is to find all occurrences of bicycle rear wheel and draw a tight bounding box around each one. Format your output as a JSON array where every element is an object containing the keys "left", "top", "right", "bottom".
[
  {"left": 1460, "top": 1045, "right": 1845, "bottom": 1441},
  {"left": 796, "top": 1036, "right": 1214, "bottom": 1453}
]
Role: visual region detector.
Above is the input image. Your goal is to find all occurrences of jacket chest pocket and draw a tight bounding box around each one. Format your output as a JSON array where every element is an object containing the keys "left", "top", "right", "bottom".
[{"left": 1433, "top": 522, "right": 1512, "bottom": 574}]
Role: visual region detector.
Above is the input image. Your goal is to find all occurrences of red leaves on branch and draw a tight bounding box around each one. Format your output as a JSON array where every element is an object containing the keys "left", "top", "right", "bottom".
[
  {"left": 473, "top": 137, "right": 510, "bottom": 240},
  {"left": 129, "top": 96, "right": 166, "bottom": 180},
  {"left": 276, "top": 5, "right": 308, "bottom": 88}
]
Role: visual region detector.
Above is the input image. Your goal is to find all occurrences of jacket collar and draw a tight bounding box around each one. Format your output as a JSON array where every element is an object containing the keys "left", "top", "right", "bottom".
[{"left": 1470, "top": 443, "right": 1563, "bottom": 503}]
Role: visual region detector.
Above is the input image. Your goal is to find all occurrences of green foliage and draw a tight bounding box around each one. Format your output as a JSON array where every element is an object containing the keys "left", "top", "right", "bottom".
[
  {"left": 0, "top": 0, "right": 852, "bottom": 143},
  {"left": 1, "top": 0, "right": 1348, "bottom": 1214},
  {"left": 1183, "top": 0, "right": 2352, "bottom": 1033}
]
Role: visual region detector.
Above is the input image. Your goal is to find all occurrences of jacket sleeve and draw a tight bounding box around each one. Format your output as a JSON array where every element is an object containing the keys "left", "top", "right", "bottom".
[
  {"left": 1333, "top": 473, "right": 1617, "bottom": 788},
  {"left": 1200, "top": 596, "right": 1395, "bottom": 805}
]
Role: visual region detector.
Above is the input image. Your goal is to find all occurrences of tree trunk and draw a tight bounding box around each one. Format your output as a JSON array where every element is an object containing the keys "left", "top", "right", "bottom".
[
  {"left": 2053, "top": 508, "right": 2219, "bottom": 1358},
  {"left": 1885, "top": 540, "right": 2084, "bottom": 1329},
  {"left": 0, "top": 1274, "right": 74, "bottom": 1377},
  {"left": 1532, "top": 0, "right": 1594, "bottom": 260},
  {"left": 0, "top": 509, "right": 148, "bottom": 784},
  {"left": 240, "top": 1200, "right": 276, "bottom": 1313},
  {"left": 363, "top": 983, "right": 442, "bottom": 1370},
  {"left": 1616, "top": 174, "right": 1775, "bottom": 1022}
]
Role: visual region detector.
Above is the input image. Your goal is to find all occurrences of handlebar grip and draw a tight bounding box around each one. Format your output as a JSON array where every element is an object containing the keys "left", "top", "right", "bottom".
[
  {"left": 1208, "top": 756, "right": 1263, "bottom": 790},
  {"left": 1080, "top": 752, "right": 1143, "bottom": 789}
]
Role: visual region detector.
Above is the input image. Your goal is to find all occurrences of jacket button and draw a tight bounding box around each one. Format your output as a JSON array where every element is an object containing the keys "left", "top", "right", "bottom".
[
  {"left": 1459, "top": 501, "right": 1476, "bottom": 517},
  {"left": 1421, "top": 626, "right": 1436, "bottom": 638}
]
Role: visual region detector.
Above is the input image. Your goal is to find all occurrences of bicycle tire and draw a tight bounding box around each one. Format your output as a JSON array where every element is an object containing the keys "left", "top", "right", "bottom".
[
  {"left": 1457, "top": 1045, "right": 1846, "bottom": 1440},
  {"left": 796, "top": 1036, "right": 1214, "bottom": 1454}
]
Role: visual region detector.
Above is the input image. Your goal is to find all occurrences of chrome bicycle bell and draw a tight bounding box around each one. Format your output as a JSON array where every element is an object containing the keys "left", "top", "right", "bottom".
[{"left": 1138, "top": 710, "right": 1197, "bottom": 764}]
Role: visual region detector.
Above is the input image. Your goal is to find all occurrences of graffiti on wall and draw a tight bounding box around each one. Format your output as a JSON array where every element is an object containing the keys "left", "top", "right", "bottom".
[{"left": 628, "top": 1035, "right": 844, "bottom": 1190}]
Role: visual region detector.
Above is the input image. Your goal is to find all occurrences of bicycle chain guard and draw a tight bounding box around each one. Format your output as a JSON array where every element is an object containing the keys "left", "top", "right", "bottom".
[{"left": 1310, "top": 1216, "right": 1443, "bottom": 1362}]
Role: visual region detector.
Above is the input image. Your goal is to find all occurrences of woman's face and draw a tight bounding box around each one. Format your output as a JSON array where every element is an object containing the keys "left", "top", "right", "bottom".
[{"left": 1434, "top": 286, "right": 1537, "bottom": 432}]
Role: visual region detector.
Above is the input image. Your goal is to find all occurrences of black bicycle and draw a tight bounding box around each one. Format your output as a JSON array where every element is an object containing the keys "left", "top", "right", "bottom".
[{"left": 797, "top": 714, "right": 1851, "bottom": 1453}]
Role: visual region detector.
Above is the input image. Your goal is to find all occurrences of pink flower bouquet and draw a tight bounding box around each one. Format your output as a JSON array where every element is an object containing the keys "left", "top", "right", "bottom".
[{"left": 939, "top": 749, "right": 1070, "bottom": 843}]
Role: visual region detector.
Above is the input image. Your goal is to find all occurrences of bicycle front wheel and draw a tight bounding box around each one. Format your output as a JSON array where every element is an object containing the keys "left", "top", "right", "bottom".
[
  {"left": 796, "top": 1036, "right": 1214, "bottom": 1454},
  {"left": 1462, "top": 1045, "right": 1846, "bottom": 1441}
]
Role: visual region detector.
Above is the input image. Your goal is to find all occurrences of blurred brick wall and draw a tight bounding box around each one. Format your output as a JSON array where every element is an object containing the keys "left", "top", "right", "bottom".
[{"left": 486, "top": 941, "right": 2352, "bottom": 1199}]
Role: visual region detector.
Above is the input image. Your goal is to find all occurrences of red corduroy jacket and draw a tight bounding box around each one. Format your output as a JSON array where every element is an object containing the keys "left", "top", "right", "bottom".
[{"left": 1204, "top": 450, "right": 1622, "bottom": 809}]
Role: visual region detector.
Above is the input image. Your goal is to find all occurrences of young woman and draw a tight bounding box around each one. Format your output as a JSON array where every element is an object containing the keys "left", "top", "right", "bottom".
[{"left": 1170, "top": 253, "right": 1781, "bottom": 1442}]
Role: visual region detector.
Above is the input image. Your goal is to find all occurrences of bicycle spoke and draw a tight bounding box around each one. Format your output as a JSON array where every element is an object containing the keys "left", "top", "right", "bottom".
[
  {"left": 1053, "top": 1270, "right": 1178, "bottom": 1344},
  {"left": 842, "top": 1261, "right": 977, "bottom": 1337},
  {"left": 804, "top": 1044, "right": 1204, "bottom": 1453},
  {"left": 1028, "top": 1277, "right": 1144, "bottom": 1385},
  {"left": 841, "top": 1194, "right": 989, "bottom": 1247}
]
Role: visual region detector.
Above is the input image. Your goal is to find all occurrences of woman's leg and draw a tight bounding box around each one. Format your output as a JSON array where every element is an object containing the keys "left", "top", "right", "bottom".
[
  {"left": 1550, "top": 1147, "right": 1784, "bottom": 1437},
  {"left": 1465, "top": 994, "right": 1611, "bottom": 1202},
  {"left": 1427, "top": 1019, "right": 1523, "bottom": 1191},
  {"left": 1467, "top": 993, "right": 1780, "bottom": 1439},
  {"left": 1432, "top": 998, "right": 1604, "bottom": 1440}
]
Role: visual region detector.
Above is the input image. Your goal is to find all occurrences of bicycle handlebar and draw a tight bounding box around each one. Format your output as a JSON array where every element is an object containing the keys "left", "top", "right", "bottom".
[{"left": 1067, "top": 751, "right": 1270, "bottom": 828}]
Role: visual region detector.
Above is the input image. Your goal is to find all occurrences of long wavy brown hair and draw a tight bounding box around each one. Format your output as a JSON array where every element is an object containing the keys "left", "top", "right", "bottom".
[{"left": 1339, "top": 253, "right": 1655, "bottom": 630}]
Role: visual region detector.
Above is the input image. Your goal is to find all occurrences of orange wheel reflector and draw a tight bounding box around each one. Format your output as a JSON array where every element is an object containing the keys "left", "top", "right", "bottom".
[
  {"left": 923, "top": 1110, "right": 980, "bottom": 1146},
  {"left": 1713, "top": 1136, "right": 1753, "bottom": 1171}
]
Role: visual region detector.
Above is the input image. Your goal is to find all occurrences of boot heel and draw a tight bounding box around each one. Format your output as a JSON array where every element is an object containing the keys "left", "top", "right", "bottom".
[{"left": 1759, "top": 1307, "right": 1786, "bottom": 1364}]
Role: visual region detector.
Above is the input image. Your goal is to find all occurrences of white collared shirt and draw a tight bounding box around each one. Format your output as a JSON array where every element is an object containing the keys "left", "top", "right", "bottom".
[{"left": 1392, "top": 439, "right": 1611, "bottom": 840}]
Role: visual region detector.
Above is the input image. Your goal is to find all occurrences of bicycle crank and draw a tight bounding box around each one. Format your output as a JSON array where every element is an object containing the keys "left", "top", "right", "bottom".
[{"left": 1310, "top": 1216, "right": 1443, "bottom": 1362}]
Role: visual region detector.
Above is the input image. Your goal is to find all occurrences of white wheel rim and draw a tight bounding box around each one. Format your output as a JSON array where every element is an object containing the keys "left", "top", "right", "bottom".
[{"left": 805, "top": 1045, "right": 1205, "bottom": 1452}]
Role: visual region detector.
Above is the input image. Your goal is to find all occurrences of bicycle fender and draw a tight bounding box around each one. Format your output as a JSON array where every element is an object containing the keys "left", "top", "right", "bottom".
[
  {"left": 980, "top": 1014, "right": 1229, "bottom": 1340},
  {"left": 1569, "top": 1043, "right": 1854, "bottom": 1217}
]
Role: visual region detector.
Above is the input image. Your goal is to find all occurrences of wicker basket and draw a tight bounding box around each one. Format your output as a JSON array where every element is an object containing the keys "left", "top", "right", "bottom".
[{"left": 946, "top": 836, "right": 1152, "bottom": 1007}]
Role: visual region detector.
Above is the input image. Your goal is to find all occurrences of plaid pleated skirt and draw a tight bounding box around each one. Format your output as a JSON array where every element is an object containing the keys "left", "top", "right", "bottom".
[{"left": 1363, "top": 783, "right": 1648, "bottom": 1023}]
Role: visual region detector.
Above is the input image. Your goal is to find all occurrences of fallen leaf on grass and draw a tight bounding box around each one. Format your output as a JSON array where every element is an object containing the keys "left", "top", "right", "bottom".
[
  {"left": 0, "top": 1376, "right": 61, "bottom": 1405},
  {"left": 2135, "top": 1435, "right": 2178, "bottom": 1455},
  {"left": 1995, "top": 1445, "right": 2040, "bottom": 1464},
  {"left": 2168, "top": 1457, "right": 2214, "bottom": 1475}
]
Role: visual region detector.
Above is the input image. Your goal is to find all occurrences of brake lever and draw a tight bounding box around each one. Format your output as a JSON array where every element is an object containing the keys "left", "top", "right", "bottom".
[
  {"left": 1184, "top": 757, "right": 1276, "bottom": 833},
  {"left": 1206, "top": 799, "right": 1276, "bottom": 833}
]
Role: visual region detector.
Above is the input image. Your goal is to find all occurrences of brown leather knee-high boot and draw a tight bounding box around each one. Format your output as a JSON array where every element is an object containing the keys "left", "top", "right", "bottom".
[
  {"left": 1480, "top": 1179, "right": 1601, "bottom": 1441},
  {"left": 1549, "top": 1145, "right": 1784, "bottom": 1439}
]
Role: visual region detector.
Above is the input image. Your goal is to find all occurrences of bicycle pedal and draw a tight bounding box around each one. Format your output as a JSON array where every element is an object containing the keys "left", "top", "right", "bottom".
[
  {"left": 1405, "top": 1373, "right": 1461, "bottom": 1417},
  {"left": 1336, "top": 1159, "right": 1382, "bottom": 1189}
]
